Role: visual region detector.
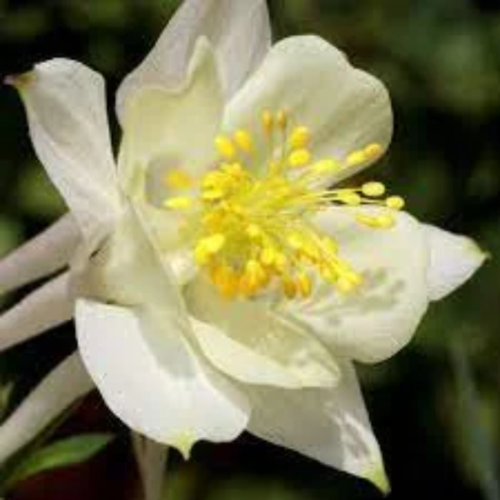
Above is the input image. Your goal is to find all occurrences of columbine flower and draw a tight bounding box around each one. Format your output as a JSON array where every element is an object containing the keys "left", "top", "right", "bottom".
[{"left": 0, "top": 0, "right": 486, "bottom": 493}]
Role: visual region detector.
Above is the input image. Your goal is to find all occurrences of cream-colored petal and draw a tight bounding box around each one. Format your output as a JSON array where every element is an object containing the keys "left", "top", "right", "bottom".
[
  {"left": 0, "top": 353, "right": 93, "bottom": 465},
  {"left": 10, "top": 59, "right": 120, "bottom": 243},
  {"left": 119, "top": 39, "right": 224, "bottom": 198},
  {"left": 224, "top": 36, "right": 392, "bottom": 184},
  {"left": 185, "top": 277, "right": 340, "bottom": 389},
  {"left": 76, "top": 299, "right": 250, "bottom": 456},
  {"left": 423, "top": 224, "right": 487, "bottom": 301},
  {"left": 0, "top": 214, "right": 80, "bottom": 296},
  {"left": 245, "top": 360, "right": 389, "bottom": 494},
  {"left": 116, "top": 0, "right": 271, "bottom": 122},
  {"left": 0, "top": 273, "right": 73, "bottom": 353},
  {"left": 281, "top": 207, "right": 429, "bottom": 364},
  {"left": 77, "top": 206, "right": 249, "bottom": 455}
]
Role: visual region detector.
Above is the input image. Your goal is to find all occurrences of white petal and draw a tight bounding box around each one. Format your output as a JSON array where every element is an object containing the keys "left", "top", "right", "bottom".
[
  {"left": 132, "top": 433, "right": 168, "bottom": 500},
  {"left": 225, "top": 36, "right": 392, "bottom": 183},
  {"left": 77, "top": 207, "right": 249, "bottom": 455},
  {"left": 282, "top": 207, "right": 429, "bottom": 364},
  {"left": 11, "top": 59, "right": 120, "bottom": 243},
  {"left": 424, "top": 224, "right": 487, "bottom": 301},
  {"left": 116, "top": 0, "right": 271, "bottom": 122},
  {"left": 245, "top": 360, "right": 389, "bottom": 494},
  {"left": 0, "top": 214, "right": 80, "bottom": 296},
  {"left": 76, "top": 299, "right": 250, "bottom": 457},
  {"left": 119, "top": 38, "right": 224, "bottom": 198},
  {"left": 0, "top": 353, "right": 93, "bottom": 465},
  {"left": 185, "top": 277, "right": 340, "bottom": 389},
  {"left": 0, "top": 273, "right": 73, "bottom": 353}
]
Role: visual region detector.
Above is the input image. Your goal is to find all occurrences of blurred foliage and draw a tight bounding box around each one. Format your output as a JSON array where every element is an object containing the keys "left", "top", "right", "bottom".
[
  {"left": 0, "top": 0, "right": 499, "bottom": 499},
  {"left": 0, "top": 433, "right": 114, "bottom": 494}
]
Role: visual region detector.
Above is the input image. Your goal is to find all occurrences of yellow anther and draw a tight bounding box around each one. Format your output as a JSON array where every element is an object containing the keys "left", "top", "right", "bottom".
[
  {"left": 364, "top": 143, "right": 384, "bottom": 159},
  {"left": 261, "top": 246, "right": 278, "bottom": 266},
  {"left": 346, "top": 150, "right": 368, "bottom": 167},
  {"left": 242, "top": 260, "right": 267, "bottom": 293},
  {"left": 276, "top": 110, "right": 289, "bottom": 129},
  {"left": 386, "top": 196, "right": 405, "bottom": 210},
  {"left": 289, "top": 149, "right": 312, "bottom": 168},
  {"left": 339, "top": 192, "right": 362, "bottom": 206},
  {"left": 337, "top": 277, "right": 356, "bottom": 294},
  {"left": 246, "top": 224, "right": 263, "bottom": 239},
  {"left": 289, "top": 127, "right": 311, "bottom": 150},
  {"left": 164, "top": 196, "right": 194, "bottom": 210},
  {"left": 282, "top": 277, "right": 297, "bottom": 300},
  {"left": 362, "top": 182, "right": 386, "bottom": 197},
  {"left": 234, "top": 130, "right": 253, "bottom": 154},
  {"left": 203, "top": 189, "right": 225, "bottom": 201},
  {"left": 355, "top": 213, "right": 394, "bottom": 229},
  {"left": 297, "top": 272, "right": 312, "bottom": 298},
  {"left": 312, "top": 159, "right": 341, "bottom": 175},
  {"left": 222, "top": 163, "right": 245, "bottom": 177},
  {"left": 274, "top": 253, "right": 288, "bottom": 272},
  {"left": 376, "top": 214, "right": 396, "bottom": 228},
  {"left": 288, "top": 232, "right": 304, "bottom": 250},
  {"left": 262, "top": 110, "right": 274, "bottom": 134},
  {"left": 195, "top": 234, "right": 226, "bottom": 265},
  {"left": 163, "top": 168, "right": 194, "bottom": 190},
  {"left": 215, "top": 135, "right": 237, "bottom": 160}
]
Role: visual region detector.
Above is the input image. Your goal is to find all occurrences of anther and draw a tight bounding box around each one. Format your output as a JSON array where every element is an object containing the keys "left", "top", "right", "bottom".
[
  {"left": 386, "top": 196, "right": 405, "bottom": 210},
  {"left": 164, "top": 197, "right": 194, "bottom": 210},
  {"left": 234, "top": 130, "right": 253, "bottom": 153},
  {"left": 262, "top": 110, "right": 274, "bottom": 134},
  {"left": 289, "top": 127, "right": 311, "bottom": 150},
  {"left": 289, "top": 149, "right": 312, "bottom": 168},
  {"left": 215, "top": 135, "right": 237, "bottom": 160},
  {"left": 362, "top": 182, "right": 386, "bottom": 197}
]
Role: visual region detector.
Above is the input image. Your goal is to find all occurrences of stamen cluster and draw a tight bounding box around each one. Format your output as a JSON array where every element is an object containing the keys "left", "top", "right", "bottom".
[{"left": 162, "top": 110, "right": 405, "bottom": 300}]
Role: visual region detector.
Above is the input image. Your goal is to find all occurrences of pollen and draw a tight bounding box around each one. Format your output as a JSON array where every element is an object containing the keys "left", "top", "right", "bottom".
[
  {"left": 161, "top": 110, "right": 402, "bottom": 300},
  {"left": 163, "top": 168, "right": 194, "bottom": 190}
]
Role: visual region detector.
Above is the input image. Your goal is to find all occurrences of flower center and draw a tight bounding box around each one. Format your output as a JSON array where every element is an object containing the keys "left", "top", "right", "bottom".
[{"left": 162, "top": 110, "right": 405, "bottom": 300}]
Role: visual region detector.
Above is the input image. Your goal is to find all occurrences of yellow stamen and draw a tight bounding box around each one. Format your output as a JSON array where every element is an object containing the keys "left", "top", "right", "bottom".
[
  {"left": 165, "top": 111, "right": 401, "bottom": 301},
  {"left": 262, "top": 110, "right": 274, "bottom": 134},
  {"left": 386, "top": 196, "right": 405, "bottom": 210},
  {"left": 234, "top": 130, "right": 253, "bottom": 154},
  {"left": 362, "top": 182, "right": 386, "bottom": 197},
  {"left": 164, "top": 197, "right": 194, "bottom": 210},
  {"left": 289, "top": 126, "right": 311, "bottom": 150},
  {"left": 289, "top": 149, "right": 312, "bottom": 168},
  {"left": 215, "top": 135, "right": 237, "bottom": 160},
  {"left": 276, "top": 110, "right": 289, "bottom": 129},
  {"left": 163, "top": 168, "right": 194, "bottom": 190}
]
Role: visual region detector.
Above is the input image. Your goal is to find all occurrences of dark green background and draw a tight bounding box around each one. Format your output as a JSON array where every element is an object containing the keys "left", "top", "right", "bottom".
[{"left": 0, "top": 0, "right": 499, "bottom": 499}]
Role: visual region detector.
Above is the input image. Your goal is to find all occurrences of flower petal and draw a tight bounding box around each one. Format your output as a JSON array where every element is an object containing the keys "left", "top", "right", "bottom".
[
  {"left": 77, "top": 208, "right": 249, "bottom": 455},
  {"left": 225, "top": 36, "right": 392, "bottom": 183},
  {"left": 282, "top": 207, "right": 429, "bottom": 364},
  {"left": 423, "top": 224, "right": 487, "bottom": 301},
  {"left": 0, "top": 214, "right": 80, "bottom": 296},
  {"left": 245, "top": 360, "right": 389, "bottom": 494},
  {"left": 0, "top": 353, "right": 93, "bottom": 465},
  {"left": 76, "top": 299, "right": 250, "bottom": 457},
  {"left": 116, "top": 0, "right": 271, "bottom": 122},
  {"left": 185, "top": 277, "right": 340, "bottom": 389},
  {"left": 10, "top": 59, "right": 120, "bottom": 243},
  {"left": 0, "top": 273, "right": 73, "bottom": 353},
  {"left": 119, "top": 39, "right": 224, "bottom": 198}
]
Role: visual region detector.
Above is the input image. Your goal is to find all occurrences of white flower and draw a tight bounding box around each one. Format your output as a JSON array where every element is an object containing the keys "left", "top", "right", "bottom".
[{"left": 0, "top": 0, "right": 486, "bottom": 493}]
